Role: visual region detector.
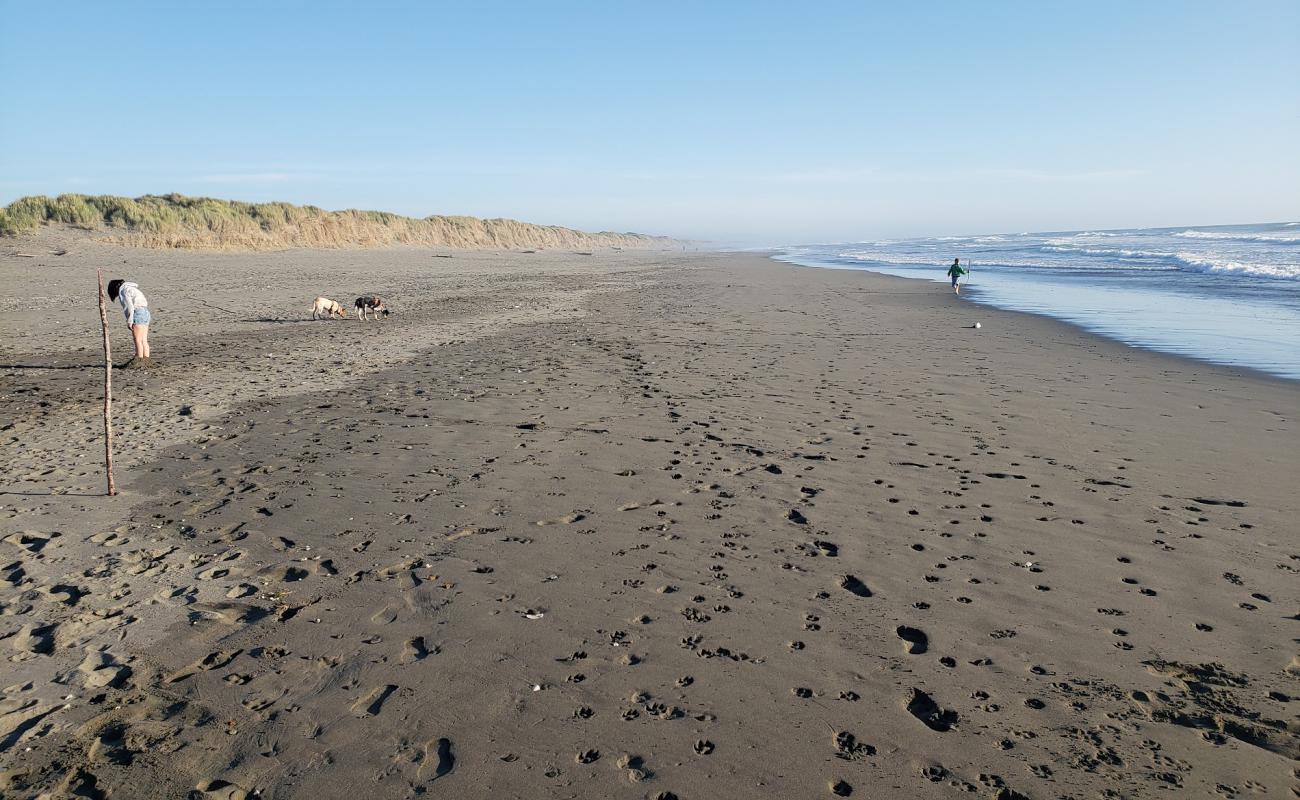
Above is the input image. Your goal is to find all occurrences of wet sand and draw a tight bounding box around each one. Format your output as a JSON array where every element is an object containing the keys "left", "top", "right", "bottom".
[{"left": 2, "top": 237, "right": 1297, "bottom": 799}]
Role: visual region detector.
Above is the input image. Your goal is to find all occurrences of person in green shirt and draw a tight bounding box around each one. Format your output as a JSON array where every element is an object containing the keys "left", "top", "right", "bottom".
[{"left": 947, "top": 258, "right": 967, "bottom": 294}]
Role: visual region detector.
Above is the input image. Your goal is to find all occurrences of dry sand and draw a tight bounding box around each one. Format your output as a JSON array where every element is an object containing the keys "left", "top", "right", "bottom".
[{"left": 1, "top": 233, "right": 1297, "bottom": 799}]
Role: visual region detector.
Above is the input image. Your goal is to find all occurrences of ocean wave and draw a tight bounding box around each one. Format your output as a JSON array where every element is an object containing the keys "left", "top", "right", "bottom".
[
  {"left": 1174, "top": 229, "right": 1300, "bottom": 243},
  {"left": 823, "top": 247, "right": 1300, "bottom": 280},
  {"left": 1042, "top": 245, "right": 1175, "bottom": 259},
  {"left": 830, "top": 250, "right": 1178, "bottom": 272},
  {"left": 1042, "top": 237, "right": 1133, "bottom": 248},
  {"left": 1029, "top": 242, "right": 1300, "bottom": 279},
  {"left": 833, "top": 250, "right": 992, "bottom": 266},
  {"left": 1172, "top": 252, "right": 1300, "bottom": 279},
  {"left": 786, "top": 221, "right": 1300, "bottom": 283}
]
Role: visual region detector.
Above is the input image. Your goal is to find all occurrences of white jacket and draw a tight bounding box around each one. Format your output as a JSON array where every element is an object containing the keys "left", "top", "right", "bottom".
[{"left": 117, "top": 282, "right": 148, "bottom": 323}]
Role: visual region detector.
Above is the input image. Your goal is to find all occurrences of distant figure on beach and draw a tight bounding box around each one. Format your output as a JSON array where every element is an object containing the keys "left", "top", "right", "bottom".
[
  {"left": 947, "top": 258, "right": 967, "bottom": 294},
  {"left": 107, "top": 279, "right": 151, "bottom": 367}
]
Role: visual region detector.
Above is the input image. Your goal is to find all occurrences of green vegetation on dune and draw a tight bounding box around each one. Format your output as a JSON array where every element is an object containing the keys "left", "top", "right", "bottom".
[
  {"left": 0, "top": 193, "right": 676, "bottom": 251},
  {"left": 0, "top": 194, "right": 310, "bottom": 237}
]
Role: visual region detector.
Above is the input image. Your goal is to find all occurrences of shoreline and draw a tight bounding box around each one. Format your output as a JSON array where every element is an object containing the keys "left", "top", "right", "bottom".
[
  {"left": 2, "top": 248, "right": 1296, "bottom": 798},
  {"left": 773, "top": 250, "right": 1300, "bottom": 382},
  {"left": 775, "top": 254, "right": 1300, "bottom": 388}
]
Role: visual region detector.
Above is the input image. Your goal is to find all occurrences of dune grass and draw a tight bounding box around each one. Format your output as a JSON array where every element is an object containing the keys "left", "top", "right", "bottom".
[{"left": 0, "top": 193, "right": 676, "bottom": 251}]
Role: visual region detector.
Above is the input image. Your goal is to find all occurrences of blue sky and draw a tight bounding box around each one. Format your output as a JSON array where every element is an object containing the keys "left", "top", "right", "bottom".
[{"left": 1, "top": 0, "right": 1296, "bottom": 243}]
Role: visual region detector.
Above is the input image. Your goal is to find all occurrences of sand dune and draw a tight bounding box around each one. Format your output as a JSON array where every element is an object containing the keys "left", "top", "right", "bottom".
[{"left": 0, "top": 194, "right": 679, "bottom": 251}]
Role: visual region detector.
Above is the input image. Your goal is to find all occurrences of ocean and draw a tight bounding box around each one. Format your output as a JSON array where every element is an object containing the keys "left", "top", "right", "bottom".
[{"left": 775, "top": 222, "right": 1300, "bottom": 380}]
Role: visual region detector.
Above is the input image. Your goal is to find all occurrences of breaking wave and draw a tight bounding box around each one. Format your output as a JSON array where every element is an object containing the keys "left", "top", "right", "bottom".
[{"left": 1174, "top": 229, "right": 1300, "bottom": 244}]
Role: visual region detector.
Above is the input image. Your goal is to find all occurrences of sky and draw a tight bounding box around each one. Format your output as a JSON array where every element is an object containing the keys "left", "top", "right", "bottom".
[{"left": 1, "top": 0, "right": 1297, "bottom": 244}]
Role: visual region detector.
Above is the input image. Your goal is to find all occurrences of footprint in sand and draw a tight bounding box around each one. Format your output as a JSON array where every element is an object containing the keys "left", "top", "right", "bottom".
[
  {"left": 418, "top": 737, "right": 454, "bottom": 781},
  {"left": 196, "top": 566, "right": 232, "bottom": 581},
  {"left": 896, "top": 625, "right": 929, "bottom": 655},
  {"left": 813, "top": 540, "right": 838, "bottom": 557},
  {"left": 401, "top": 637, "right": 435, "bottom": 663},
  {"left": 77, "top": 651, "right": 130, "bottom": 689},
  {"left": 242, "top": 690, "right": 285, "bottom": 713},
  {"left": 352, "top": 684, "right": 398, "bottom": 716},
  {"left": 166, "top": 649, "right": 242, "bottom": 683},
  {"left": 616, "top": 753, "right": 651, "bottom": 782},
  {"left": 192, "top": 779, "right": 250, "bottom": 800},
  {"left": 12, "top": 623, "right": 55, "bottom": 655},
  {"left": 839, "top": 575, "right": 871, "bottom": 598},
  {"left": 906, "top": 688, "right": 958, "bottom": 732},
  {"left": 536, "top": 511, "right": 587, "bottom": 526},
  {"left": 371, "top": 605, "right": 399, "bottom": 625},
  {"left": 833, "top": 730, "right": 875, "bottom": 760},
  {"left": 619, "top": 499, "right": 663, "bottom": 511}
]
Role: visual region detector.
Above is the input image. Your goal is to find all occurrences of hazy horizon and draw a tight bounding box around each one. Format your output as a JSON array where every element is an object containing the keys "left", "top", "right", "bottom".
[{"left": 2, "top": 1, "right": 1297, "bottom": 244}]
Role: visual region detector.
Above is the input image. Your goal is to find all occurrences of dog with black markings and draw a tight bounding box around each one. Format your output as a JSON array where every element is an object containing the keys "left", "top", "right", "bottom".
[{"left": 354, "top": 296, "right": 390, "bottom": 321}]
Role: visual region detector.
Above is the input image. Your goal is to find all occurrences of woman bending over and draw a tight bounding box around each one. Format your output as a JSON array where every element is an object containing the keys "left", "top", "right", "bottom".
[{"left": 107, "top": 279, "right": 152, "bottom": 367}]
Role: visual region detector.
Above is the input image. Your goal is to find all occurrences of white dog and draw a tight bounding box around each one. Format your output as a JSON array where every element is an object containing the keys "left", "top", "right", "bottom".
[{"left": 311, "top": 297, "right": 348, "bottom": 320}]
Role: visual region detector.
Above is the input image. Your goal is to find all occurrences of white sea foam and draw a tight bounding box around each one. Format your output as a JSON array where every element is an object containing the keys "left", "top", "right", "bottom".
[
  {"left": 825, "top": 245, "right": 1300, "bottom": 280},
  {"left": 1174, "top": 229, "right": 1300, "bottom": 243},
  {"left": 1044, "top": 245, "right": 1179, "bottom": 260},
  {"left": 832, "top": 249, "right": 1178, "bottom": 272},
  {"left": 1171, "top": 252, "right": 1300, "bottom": 279},
  {"left": 794, "top": 222, "right": 1300, "bottom": 282},
  {"left": 1043, "top": 237, "right": 1136, "bottom": 249}
]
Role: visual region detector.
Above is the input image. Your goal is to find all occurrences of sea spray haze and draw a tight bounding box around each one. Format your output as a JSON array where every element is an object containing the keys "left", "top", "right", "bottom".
[{"left": 778, "top": 222, "right": 1300, "bottom": 379}]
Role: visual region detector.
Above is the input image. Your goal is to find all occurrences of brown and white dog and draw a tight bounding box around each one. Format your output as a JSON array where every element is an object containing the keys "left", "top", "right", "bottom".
[
  {"left": 311, "top": 297, "right": 348, "bottom": 320},
  {"left": 354, "top": 296, "right": 390, "bottom": 321}
]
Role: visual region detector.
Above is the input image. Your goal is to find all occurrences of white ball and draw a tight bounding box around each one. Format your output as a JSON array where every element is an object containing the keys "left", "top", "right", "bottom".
[{"left": 974, "top": 322, "right": 982, "bottom": 329}]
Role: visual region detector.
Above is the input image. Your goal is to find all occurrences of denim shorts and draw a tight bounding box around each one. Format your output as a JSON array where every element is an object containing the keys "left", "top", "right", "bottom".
[{"left": 132, "top": 308, "right": 152, "bottom": 325}]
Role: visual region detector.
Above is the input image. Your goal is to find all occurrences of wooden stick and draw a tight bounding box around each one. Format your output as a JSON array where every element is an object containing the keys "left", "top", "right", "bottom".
[{"left": 96, "top": 270, "right": 117, "bottom": 496}]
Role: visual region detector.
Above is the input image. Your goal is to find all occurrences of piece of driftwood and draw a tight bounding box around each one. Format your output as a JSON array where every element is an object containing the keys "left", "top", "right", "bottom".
[{"left": 96, "top": 270, "right": 117, "bottom": 496}]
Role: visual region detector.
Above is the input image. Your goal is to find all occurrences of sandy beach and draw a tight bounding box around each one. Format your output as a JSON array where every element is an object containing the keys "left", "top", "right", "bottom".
[{"left": 2, "top": 235, "right": 1297, "bottom": 799}]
